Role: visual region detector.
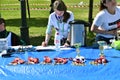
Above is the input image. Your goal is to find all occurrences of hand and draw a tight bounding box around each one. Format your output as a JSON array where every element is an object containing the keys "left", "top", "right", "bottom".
[
  {"left": 112, "top": 30, "right": 117, "bottom": 36},
  {"left": 63, "top": 40, "right": 70, "bottom": 47},
  {"left": 64, "top": 43, "right": 70, "bottom": 47},
  {"left": 41, "top": 41, "right": 47, "bottom": 47},
  {"left": 106, "top": 30, "right": 116, "bottom": 36}
]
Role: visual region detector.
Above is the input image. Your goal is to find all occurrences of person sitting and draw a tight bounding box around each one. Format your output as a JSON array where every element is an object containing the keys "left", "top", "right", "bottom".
[
  {"left": 42, "top": 0, "right": 74, "bottom": 47},
  {"left": 91, "top": 0, "right": 120, "bottom": 48},
  {"left": 0, "top": 18, "right": 25, "bottom": 46}
]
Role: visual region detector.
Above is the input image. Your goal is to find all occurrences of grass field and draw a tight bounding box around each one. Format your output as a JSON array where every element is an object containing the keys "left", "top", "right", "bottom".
[{"left": 0, "top": 0, "right": 120, "bottom": 46}]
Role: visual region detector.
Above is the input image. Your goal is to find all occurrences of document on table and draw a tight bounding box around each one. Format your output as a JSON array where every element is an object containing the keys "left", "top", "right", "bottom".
[
  {"left": 36, "top": 46, "right": 56, "bottom": 51},
  {"left": 10, "top": 45, "right": 33, "bottom": 50},
  {"left": 36, "top": 46, "right": 73, "bottom": 51}
]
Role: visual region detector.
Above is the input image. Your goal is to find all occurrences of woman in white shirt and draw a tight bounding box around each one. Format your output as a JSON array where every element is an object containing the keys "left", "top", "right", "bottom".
[
  {"left": 91, "top": 0, "right": 120, "bottom": 45},
  {"left": 42, "top": 0, "right": 74, "bottom": 46}
]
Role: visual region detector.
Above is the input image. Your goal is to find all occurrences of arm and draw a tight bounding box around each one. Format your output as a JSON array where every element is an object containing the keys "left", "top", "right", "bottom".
[
  {"left": 91, "top": 24, "right": 117, "bottom": 36},
  {"left": 66, "top": 11, "right": 74, "bottom": 42},
  {"left": 42, "top": 24, "right": 53, "bottom": 46},
  {"left": 42, "top": 33, "right": 52, "bottom": 47},
  {"left": 64, "top": 11, "right": 74, "bottom": 47},
  {"left": 63, "top": 32, "right": 71, "bottom": 47},
  {"left": 42, "top": 14, "right": 53, "bottom": 46},
  {"left": 41, "top": 34, "right": 51, "bottom": 47},
  {"left": 66, "top": 32, "right": 70, "bottom": 42},
  {"left": 45, "top": 33, "right": 51, "bottom": 45}
]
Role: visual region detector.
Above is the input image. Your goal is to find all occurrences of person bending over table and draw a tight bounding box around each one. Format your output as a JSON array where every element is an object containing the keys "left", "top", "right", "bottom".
[
  {"left": 42, "top": 0, "right": 74, "bottom": 47},
  {"left": 0, "top": 18, "right": 25, "bottom": 46},
  {"left": 91, "top": 0, "right": 120, "bottom": 47}
]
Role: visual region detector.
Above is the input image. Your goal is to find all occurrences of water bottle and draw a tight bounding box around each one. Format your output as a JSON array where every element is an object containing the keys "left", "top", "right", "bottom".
[{"left": 55, "top": 32, "right": 61, "bottom": 51}]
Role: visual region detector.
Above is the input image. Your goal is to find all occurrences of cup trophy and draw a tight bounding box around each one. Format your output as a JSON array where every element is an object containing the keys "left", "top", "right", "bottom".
[
  {"left": 90, "top": 41, "right": 108, "bottom": 65},
  {"left": 74, "top": 43, "right": 81, "bottom": 57},
  {"left": 97, "top": 41, "right": 106, "bottom": 56},
  {"left": 72, "top": 43, "right": 85, "bottom": 65}
]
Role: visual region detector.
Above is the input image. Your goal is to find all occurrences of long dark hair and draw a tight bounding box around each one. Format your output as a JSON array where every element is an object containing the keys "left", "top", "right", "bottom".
[
  {"left": 0, "top": 18, "right": 5, "bottom": 25},
  {"left": 100, "top": 0, "right": 107, "bottom": 11},
  {"left": 53, "top": 0, "right": 70, "bottom": 22}
]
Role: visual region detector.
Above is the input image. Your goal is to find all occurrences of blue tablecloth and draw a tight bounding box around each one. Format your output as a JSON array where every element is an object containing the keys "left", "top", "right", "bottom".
[{"left": 0, "top": 47, "right": 120, "bottom": 80}]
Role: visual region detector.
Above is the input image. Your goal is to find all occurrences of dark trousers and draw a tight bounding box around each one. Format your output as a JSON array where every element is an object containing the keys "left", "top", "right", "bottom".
[
  {"left": 95, "top": 36, "right": 115, "bottom": 44},
  {"left": 92, "top": 36, "right": 115, "bottom": 48}
]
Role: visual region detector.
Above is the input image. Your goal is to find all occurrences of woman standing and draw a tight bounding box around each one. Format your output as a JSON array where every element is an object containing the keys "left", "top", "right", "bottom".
[{"left": 42, "top": 0, "right": 74, "bottom": 46}]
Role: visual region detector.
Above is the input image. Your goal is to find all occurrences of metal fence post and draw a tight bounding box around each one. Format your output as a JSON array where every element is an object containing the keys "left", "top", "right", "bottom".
[
  {"left": 19, "top": 0, "right": 30, "bottom": 45},
  {"left": 88, "top": 0, "right": 93, "bottom": 31}
]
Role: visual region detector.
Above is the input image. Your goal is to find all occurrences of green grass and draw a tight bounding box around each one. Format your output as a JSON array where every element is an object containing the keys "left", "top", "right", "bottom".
[{"left": 1, "top": 0, "right": 120, "bottom": 46}]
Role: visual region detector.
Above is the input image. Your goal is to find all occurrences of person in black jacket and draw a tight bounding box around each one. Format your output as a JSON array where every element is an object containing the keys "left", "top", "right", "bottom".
[{"left": 0, "top": 18, "right": 25, "bottom": 46}]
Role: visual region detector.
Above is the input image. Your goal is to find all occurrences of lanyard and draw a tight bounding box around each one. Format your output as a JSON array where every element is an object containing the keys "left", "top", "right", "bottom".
[
  {"left": 57, "top": 21, "right": 64, "bottom": 33},
  {"left": 55, "top": 14, "right": 65, "bottom": 35}
]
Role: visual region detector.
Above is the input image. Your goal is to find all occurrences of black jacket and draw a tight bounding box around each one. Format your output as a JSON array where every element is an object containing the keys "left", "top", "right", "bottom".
[{"left": 0, "top": 30, "right": 25, "bottom": 46}]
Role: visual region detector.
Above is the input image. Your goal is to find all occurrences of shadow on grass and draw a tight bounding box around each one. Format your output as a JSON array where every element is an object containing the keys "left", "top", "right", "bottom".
[
  {"left": 5, "top": 17, "right": 48, "bottom": 27},
  {"left": 5, "top": 18, "right": 55, "bottom": 46},
  {"left": 30, "top": 35, "right": 54, "bottom": 46}
]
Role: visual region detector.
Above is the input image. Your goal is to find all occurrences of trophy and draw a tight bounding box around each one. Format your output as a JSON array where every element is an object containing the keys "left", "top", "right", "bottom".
[
  {"left": 72, "top": 43, "right": 85, "bottom": 65},
  {"left": 90, "top": 41, "right": 108, "bottom": 65},
  {"left": 74, "top": 43, "right": 81, "bottom": 57},
  {"left": 97, "top": 41, "right": 107, "bottom": 56}
]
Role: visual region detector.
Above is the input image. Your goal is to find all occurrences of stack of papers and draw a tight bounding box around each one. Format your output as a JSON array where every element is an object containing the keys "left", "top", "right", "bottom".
[
  {"left": 36, "top": 46, "right": 73, "bottom": 51},
  {"left": 36, "top": 46, "right": 56, "bottom": 51},
  {"left": 10, "top": 45, "right": 33, "bottom": 50}
]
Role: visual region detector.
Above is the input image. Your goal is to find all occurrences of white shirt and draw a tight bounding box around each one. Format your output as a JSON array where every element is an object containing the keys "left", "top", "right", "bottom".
[
  {"left": 46, "top": 11, "right": 74, "bottom": 39},
  {"left": 93, "top": 6, "right": 120, "bottom": 38},
  {"left": 6, "top": 32, "right": 12, "bottom": 46},
  {"left": 0, "top": 32, "right": 12, "bottom": 51}
]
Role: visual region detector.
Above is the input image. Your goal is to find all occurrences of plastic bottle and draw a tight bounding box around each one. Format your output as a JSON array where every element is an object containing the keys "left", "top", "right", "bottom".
[{"left": 55, "top": 32, "right": 61, "bottom": 51}]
